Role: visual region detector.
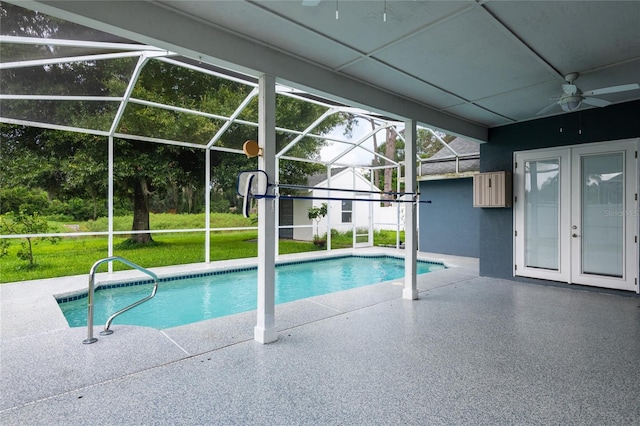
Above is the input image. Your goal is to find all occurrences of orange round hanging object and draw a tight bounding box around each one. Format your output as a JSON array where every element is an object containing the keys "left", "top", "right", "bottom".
[{"left": 243, "top": 140, "right": 261, "bottom": 158}]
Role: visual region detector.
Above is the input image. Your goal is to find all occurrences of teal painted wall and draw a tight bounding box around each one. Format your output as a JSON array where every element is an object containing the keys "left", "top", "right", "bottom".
[{"left": 419, "top": 178, "right": 479, "bottom": 258}]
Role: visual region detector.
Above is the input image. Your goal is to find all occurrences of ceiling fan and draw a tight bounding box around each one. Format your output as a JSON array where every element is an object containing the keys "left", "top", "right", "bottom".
[{"left": 537, "top": 72, "right": 640, "bottom": 115}]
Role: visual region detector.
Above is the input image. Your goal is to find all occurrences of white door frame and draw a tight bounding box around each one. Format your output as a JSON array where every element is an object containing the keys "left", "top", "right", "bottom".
[{"left": 513, "top": 138, "right": 638, "bottom": 292}]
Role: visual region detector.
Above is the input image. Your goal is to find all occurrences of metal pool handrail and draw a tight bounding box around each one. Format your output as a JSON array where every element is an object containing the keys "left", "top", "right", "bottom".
[{"left": 83, "top": 256, "right": 158, "bottom": 345}]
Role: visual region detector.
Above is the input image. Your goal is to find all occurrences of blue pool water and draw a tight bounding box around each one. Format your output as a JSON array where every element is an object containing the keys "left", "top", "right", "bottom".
[{"left": 58, "top": 255, "right": 445, "bottom": 329}]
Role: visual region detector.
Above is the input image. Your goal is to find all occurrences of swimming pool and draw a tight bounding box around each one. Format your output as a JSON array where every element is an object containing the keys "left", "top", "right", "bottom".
[{"left": 57, "top": 255, "right": 445, "bottom": 329}]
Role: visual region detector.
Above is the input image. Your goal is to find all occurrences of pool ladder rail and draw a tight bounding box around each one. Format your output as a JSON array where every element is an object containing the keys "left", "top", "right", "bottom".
[{"left": 83, "top": 256, "right": 158, "bottom": 345}]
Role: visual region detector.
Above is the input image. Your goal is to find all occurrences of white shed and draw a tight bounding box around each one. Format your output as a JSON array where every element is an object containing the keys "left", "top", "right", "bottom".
[{"left": 308, "top": 168, "right": 403, "bottom": 241}]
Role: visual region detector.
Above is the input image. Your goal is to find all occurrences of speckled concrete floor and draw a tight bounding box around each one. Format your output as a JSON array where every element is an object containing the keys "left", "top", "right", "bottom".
[{"left": 2, "top": 250, "right": 639, "bottom": 425}]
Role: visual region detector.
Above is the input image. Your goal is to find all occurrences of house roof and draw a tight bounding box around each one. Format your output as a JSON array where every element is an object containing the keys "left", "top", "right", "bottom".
[
  {"left": 429, "top": 138, "right": 480, "bottom": 160},
  {"left": 306, "top": 167, "right": 347, "bottom": 187},
  {"left": 419, "top": 137, "right": 480, "bottom": 178},
  {"left": 307, "top": 167, "right": 381, "bottom": 192}
]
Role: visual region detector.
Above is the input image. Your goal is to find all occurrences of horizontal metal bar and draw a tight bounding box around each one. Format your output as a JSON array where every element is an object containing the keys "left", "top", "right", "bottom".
[
  {"left": 0, "top": 226, "right": 259, "bottom": 240},
  {"left": 0, "top": 117, "right": 111, "bottom": 136},
  {"left": 0, "top": 35, "right": 166, "bottom": 51},
  {"left": 259, "top": 194, "right": 429, "bottom": 204},
  {"left": 0, "top": 95, "right": 123, "bottom": 102},
  {"left": 0, "top": 50, "right": 160, "bottom": 70},
  {"left": 277, "top": 182, "right": 408, "bottom": 196}
]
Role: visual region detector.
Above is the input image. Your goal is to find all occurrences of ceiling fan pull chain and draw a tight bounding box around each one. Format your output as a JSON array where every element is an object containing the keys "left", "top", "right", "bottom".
[
  {"left": 578, "top": 112, "right": 582, "bottom": 135},
  {"left": 559, "top": 114, "right": 563, "bottom": 133}
]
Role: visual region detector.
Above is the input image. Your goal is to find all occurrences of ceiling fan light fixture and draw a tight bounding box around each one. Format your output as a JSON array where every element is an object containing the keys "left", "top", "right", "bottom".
[{"left": 561, "top": 96, "right": 582, "bottom": 112}]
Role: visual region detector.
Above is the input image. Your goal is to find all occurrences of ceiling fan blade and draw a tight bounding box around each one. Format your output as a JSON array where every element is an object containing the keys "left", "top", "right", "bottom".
[
  {"left": 536, "top": 101, "right": 559, "bottom": 115},
  {"left": 582, "top": 97, "right": 611, "bottom": 107},
  {"left": 583, "top": 83, "right": 640, "bottom": 96}
]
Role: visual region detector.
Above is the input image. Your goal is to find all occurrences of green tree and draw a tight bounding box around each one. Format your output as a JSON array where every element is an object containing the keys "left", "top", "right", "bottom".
[
  {"left": 0, "top": 3, "right": 353, "bottom": 244},
  {"left": 370, "top": 127, "right": 455, "bottom": 200},
  {"left": 0, "top": 211, "right": 59, "bottom": 268},
  {"left": 307, "top": 202, "right": 327, "bottom": 238},
  {"left": 416, "top": 128, "right": 455, "bottom": 159}
]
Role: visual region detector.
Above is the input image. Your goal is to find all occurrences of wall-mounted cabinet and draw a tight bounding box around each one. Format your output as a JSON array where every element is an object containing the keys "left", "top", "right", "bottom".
[{"left": 473, "top": 171, "right": 512, "bottom": 208}]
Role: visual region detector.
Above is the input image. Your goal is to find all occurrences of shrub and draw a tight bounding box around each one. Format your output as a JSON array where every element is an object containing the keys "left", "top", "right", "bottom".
[
  {"left": 49, "top": 197, "right": 107, "bottom": 221},
  {"left": 0, "top": 187, "right": 49, "bottom": 215}
]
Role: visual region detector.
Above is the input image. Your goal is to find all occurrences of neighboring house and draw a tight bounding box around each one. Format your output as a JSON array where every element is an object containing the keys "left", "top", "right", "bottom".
[
  {"left": 279, "top": 168, "right": 403, "bottom": 242},
  {"left": 418, "top": 137, "right": 480, "bottom": 258}
]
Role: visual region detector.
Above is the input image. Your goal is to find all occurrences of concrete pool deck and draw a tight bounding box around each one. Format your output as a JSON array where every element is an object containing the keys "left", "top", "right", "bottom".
[{"left": 1, "top": 248, "right": 639, "bottom": 424}]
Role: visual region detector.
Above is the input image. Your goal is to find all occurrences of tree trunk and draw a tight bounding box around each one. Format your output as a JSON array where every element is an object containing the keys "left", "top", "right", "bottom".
[
  {"left": 25, "top": 237, "right": 34, "bottom": 265},
  {"left": 88, "top": 187, "right": 98, "bottom": 220},
  {"left": 131, "top": 177, "right": 153, "bottom": 244},
  {"left": 169, "top": 182, "right": 179, "bottom": 212},
  {"left": 184, "top": 185, "right": 194, "bottom": 213},
  {"left": 368, "top": 118, "right": 380, "bottom": 194},
  {"left": 383, "top": 128, "right": 396, "bottom": 206}
]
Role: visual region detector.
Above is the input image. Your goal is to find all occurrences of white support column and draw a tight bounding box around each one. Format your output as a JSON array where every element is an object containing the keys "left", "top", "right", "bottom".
[
  {"left": 403, "top": 120, "right": 418, "bottom": 300},
  {"left": 255, "top": 74, "right": 278, "bottom": 344},
  {"left": 205, "top": 149, "right": 211, "bottom": 263},
  {"left": 274, "top": 156, "right": 280, "bottom": 259},
  {"left": 396, "top": 165, "right": 402, "bottom": 249}
]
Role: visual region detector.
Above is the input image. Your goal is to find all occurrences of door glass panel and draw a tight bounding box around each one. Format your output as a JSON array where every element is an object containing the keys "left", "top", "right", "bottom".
[
  {"left": 581, "top": 153, "right": 624, "bottom": 277},
  {"left": 525, "top": 159, "right": 560, "bottom": 270}
]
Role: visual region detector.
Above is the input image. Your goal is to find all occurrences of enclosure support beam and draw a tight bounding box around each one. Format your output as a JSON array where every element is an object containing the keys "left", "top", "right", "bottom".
[
  {"left": 255, "top": 74, "right": 278, "bottom": 344},
  {"left": 205, "top": 149, "right": 211, "bottom": 263},
  {"left": 351, "top": 167, "right": 356, "bottom": 247},
  {"left": 403, "top": 119, "right": 418, "bottom": 300},
  {"left": 370, "top": 172, "right": 376, "bottom": 244}
]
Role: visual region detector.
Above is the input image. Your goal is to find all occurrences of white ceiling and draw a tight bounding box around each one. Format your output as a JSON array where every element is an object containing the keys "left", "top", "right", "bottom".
[{"left": 17, "top": 1, "right": 640, "bottom": 142}]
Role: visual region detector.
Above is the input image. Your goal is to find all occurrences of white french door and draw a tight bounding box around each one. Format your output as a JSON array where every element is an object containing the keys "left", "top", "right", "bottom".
[
  {"left": 570, "top": 142, "right": 638, "bottom": 289},
  {"left": 514, "top": 149, "right": 571, "bottom": 283},
  {"left": 514, "top": 139, "right": 638, "bottom": 292}
]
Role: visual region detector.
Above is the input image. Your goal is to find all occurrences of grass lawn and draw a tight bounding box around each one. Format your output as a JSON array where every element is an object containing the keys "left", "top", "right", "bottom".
[
  {"left": 0, "top": 231, "right": 322, "bottom": 283},
  {"left": 0, "top": 213, "right": 403, "bottom": 283}
]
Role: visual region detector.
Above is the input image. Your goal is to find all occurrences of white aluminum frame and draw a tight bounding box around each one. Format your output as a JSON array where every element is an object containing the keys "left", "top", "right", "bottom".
[{"left": 0, "top": 35, "right": 457, "bottom": 273}]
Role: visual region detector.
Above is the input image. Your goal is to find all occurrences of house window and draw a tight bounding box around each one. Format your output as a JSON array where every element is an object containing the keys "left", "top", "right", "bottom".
[{"left": 341, "top": 200, "right": 352, "bottom": 223}]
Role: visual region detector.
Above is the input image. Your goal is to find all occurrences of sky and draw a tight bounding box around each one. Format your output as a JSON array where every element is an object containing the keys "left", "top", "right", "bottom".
[{"left": 319, "top": 118, "right": 403, "bottom": 166}]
